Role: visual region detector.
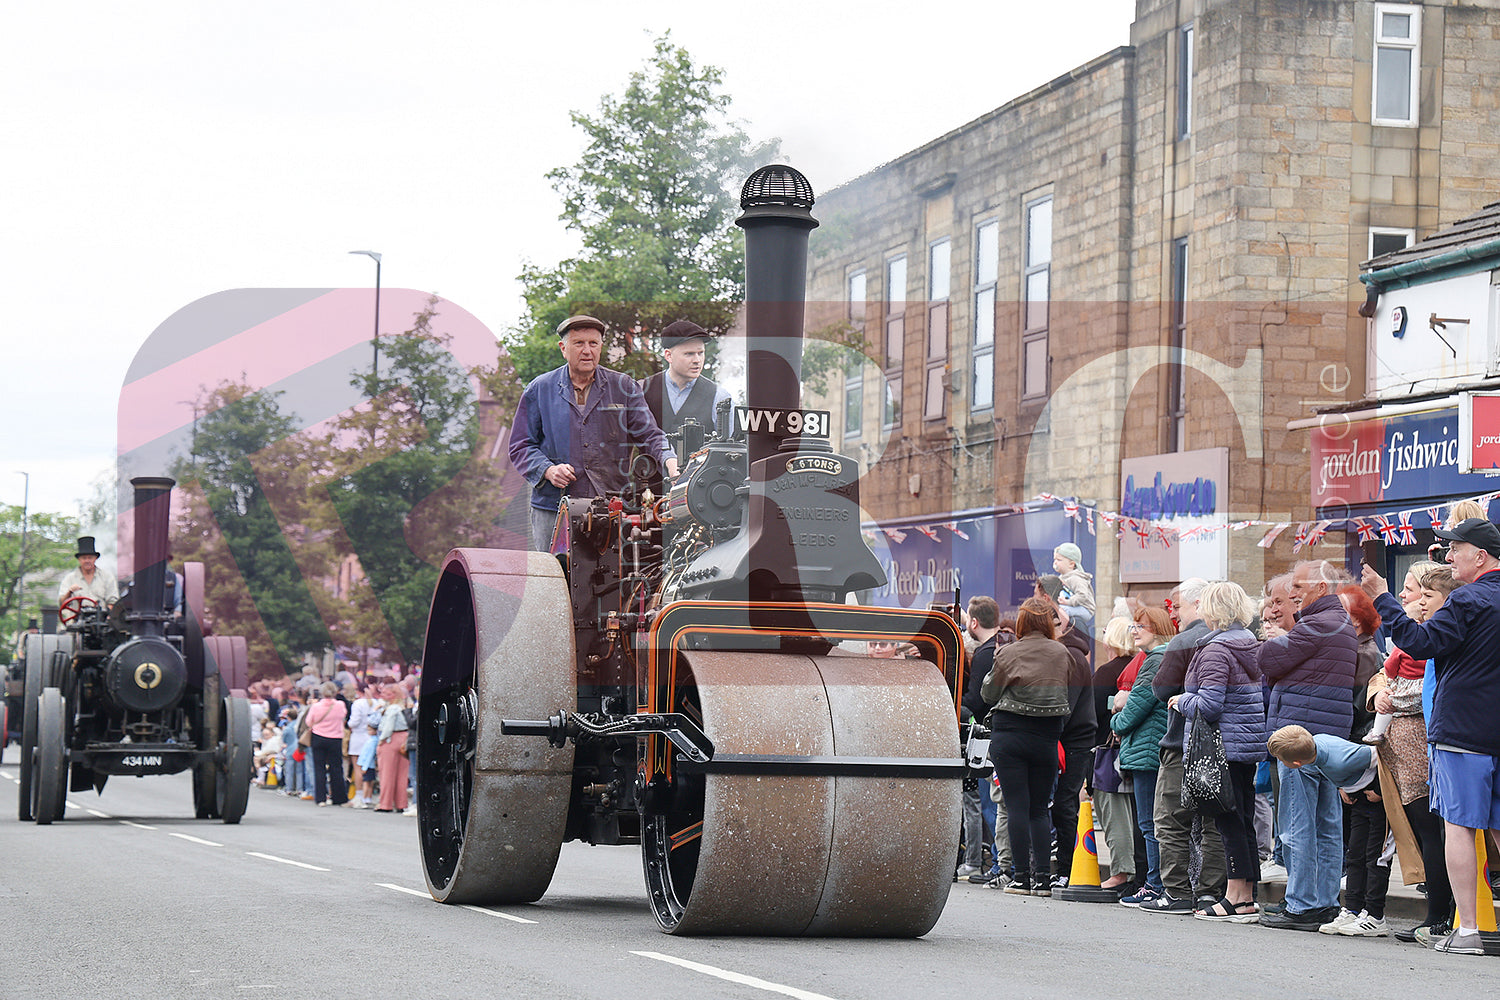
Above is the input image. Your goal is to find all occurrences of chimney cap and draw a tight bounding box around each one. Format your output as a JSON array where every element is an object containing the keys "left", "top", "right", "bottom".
[{"left": 740, "top": 164, "right": 815, "bottom": 211}]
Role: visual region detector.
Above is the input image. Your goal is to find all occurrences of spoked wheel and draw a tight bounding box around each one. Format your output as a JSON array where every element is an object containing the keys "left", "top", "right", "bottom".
[
  {"left": 34, "top": 688, "right": 68, "bottom": 825},
  {"left": 18, "top": 634, "right": 66, "bottom": 821},
  {"left": 417, "top": 548, "right": 575, "bottom": 904},
  {"left": 642, "top": 650, "right": 962, "bottom": 936},
  {"left": 217, "top": 695, "right": 252, "bottom": 824}
]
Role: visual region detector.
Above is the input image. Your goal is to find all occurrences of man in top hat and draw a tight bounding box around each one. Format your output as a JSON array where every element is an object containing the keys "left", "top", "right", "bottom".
[
  {"left": 509, "top": 315, "right": 678, "bottom": 552},
  {"left": 1361, "top": 516, "right": 1500, "bottom": 955},
  {"left": 57, "top": 535, "right": 119, "bottom": 612},
  {"left": 639, "top": 319, "right": 732, "bottom": 437}
]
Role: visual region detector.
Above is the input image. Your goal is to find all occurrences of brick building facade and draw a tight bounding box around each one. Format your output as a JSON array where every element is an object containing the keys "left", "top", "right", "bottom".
[{"left": 805, "top": 0, "right": 1500, "bottom": 613}]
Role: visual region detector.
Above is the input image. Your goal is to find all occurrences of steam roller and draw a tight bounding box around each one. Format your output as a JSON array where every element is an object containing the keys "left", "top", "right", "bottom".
[{"left": 415, "top": 164, "right": 967, "bottom": 935}]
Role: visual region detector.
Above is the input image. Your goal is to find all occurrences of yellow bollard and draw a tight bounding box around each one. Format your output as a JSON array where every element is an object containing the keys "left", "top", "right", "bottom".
[{"left": 1475, "top": 830, "right": 1497, "bottom": 933}]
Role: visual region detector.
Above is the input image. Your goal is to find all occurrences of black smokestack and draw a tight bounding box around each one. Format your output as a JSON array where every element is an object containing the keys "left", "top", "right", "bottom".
[
  {"left": 130, "top": 476, "right": 175, "bottom": 635},
  {"left": 736, "top": 165, "right": 818, "bottom": 421}
]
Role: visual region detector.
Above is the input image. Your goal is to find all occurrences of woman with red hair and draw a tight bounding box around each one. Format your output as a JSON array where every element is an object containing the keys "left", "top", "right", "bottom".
[
  {"left": 1337, "top": 585, "right": 1384, "bottom": 735},
  {"left": 980, "top": 596, "right": 1074, "bottom": 895}
]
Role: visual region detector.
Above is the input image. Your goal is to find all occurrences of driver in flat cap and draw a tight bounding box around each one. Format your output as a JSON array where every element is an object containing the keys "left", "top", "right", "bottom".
[
  {"left": 509, "top": 315, "right": 678, "bottom": 552},
  {"left": 638, "top": 319, "right": 731, "bottom": 436}
]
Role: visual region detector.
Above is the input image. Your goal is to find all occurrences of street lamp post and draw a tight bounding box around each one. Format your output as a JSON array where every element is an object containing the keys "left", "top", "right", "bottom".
[
  {"left": 349, "top": 250, "right": 382, "bottom": 382},
  {"left": 14, "top": 471, "right": 28, "bottom": 637}
]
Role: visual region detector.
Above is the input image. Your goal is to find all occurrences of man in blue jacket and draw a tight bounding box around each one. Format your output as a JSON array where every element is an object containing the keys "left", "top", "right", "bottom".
[
  {"left": 1362, "top": 516, "right": 1500, "bottom": 956},
  {"left": 1257, "top": 559, "right": 1358, "bottom": 930},
  {"left": 509, "top": 315, "right": 678, "bottom": 552}
]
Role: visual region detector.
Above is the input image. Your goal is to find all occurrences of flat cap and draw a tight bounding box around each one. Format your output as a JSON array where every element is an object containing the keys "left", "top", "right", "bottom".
[
  {"left": 556, "top": 314, "right": 606, "bottom": 337},
  {"left": 660, "top": 319, "right": 710, "bottom": 348}
]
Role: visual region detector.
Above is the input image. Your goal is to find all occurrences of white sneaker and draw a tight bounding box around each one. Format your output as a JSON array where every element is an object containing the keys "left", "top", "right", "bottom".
[
  {"left": 1318, "top": 908, "right": 1361, "bottom": 934},
  {"left": 1338, "top": 912, "right": 1389, "bottom": 937},
  {"left": 1259, "top": 861, "right": 1288, "bottom": 883},
  {"left": 956, "top": 864, "right": 982, "bottom": 878}
]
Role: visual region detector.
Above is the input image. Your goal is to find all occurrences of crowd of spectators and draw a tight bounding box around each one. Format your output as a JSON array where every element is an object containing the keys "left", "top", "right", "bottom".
[
  {"left": 955, "top": 527, "right": 1500, "bottom": 956},
  {"left": 247, "top": 667, "right": 418, "bottom": 816}
]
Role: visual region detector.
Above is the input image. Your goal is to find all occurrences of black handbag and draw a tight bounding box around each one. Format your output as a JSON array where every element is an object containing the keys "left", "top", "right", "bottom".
[
  {"left": 1091, "top": 739, "right": 1123, "bottom": 794},
  {"left": 1181, "top": 716, "right": 1236, "bottom": 816}
]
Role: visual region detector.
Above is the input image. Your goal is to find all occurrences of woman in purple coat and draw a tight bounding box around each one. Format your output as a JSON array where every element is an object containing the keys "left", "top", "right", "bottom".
[{"left": 1169, "top": 581, "right": 1266, "bottom": 923}]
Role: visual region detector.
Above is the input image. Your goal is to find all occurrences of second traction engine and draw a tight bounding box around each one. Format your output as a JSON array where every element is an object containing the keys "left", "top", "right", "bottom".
[{"left": 415, "top": 165, "right": 966, "bottom": 936}]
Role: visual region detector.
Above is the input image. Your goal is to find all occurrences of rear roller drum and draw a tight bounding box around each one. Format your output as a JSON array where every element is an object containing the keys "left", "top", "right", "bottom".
[
  {"left": 34, "top": 688, "right": 68, "bottom": 825},
  {"left": 417, "top": 548, "right": 575, "bottom": 904},
  {"left": 642, "top": 651, "right": 961, "bottom": 936}
]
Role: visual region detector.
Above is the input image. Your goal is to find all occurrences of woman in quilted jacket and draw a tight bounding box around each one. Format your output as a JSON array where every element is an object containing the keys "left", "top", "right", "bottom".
[
  {"left": 1111, "top": 605, "right": 1175, "bottom": 905},
  {"left": 1170, "top": 580, "right": 1266, "bottom": 922}
]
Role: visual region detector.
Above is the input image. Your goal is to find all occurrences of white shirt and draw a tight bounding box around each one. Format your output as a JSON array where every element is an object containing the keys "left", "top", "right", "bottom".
[{"left": 58, "top": 565, "right": 119, "bottom": 606}]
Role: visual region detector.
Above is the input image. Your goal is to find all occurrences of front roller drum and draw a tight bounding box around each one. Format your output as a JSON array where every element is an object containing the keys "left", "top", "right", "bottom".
[
  {"left": 417, "top": 548, "right": 576, "bottom": 904},
  {"left": 643, "top": 651, "right": 961, "bottom": 936}
]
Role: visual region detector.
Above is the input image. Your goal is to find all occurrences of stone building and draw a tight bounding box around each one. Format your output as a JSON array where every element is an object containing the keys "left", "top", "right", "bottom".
[{"left": 804, "top": 0, "right": 1500, "bottom": 612}]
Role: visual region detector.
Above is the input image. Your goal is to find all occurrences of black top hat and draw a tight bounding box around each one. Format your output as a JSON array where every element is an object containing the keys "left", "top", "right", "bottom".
[
  {"left": 659, "top": 319, "right": 710, "bottom": 349},
  {"left": 75, "top": 536, "right": 101, "bottom": 558},
  {"left": 26, "top": 618, "right": 38, "bottom": 630},
  {"left": 1432, "top": 517, "right": 1500, "bottom": 558}
]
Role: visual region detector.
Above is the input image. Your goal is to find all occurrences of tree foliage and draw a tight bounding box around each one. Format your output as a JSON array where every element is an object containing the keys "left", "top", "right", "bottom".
[
  {"left": 0, "top": 506, "right": 80, "bottom": 650},
  {"left": 327, "top": 298, "right": 502, "bottom": 664},
  {"left": 171, "top": 382, "right": 336, "bottom": 676},
  {"left": 510, "top": 33, "right": 778, "bottom": 384}
]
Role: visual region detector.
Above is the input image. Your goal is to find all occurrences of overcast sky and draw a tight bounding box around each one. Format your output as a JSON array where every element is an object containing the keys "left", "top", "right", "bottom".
[{"left": 1, "top": 1, "right": 1130, "bottom": 517}]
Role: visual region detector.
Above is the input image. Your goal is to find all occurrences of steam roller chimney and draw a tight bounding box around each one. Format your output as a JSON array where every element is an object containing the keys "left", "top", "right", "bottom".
[{"left": 130, "top": 476, "right": 175, "bottom": 637}]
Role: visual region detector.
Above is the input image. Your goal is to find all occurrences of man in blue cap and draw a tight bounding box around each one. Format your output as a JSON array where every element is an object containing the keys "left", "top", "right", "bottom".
[{"left": 509, "top": 315, "right": 677, "bottom": 552}]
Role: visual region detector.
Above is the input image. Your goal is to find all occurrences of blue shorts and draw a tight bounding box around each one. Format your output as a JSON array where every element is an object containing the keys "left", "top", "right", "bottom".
[{"left": 1428, "top": 747, "right": 1500, "bottom": 830}]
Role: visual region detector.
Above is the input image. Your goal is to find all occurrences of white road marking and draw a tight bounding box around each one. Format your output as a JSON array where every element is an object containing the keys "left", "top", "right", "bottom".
[
  {"left": 377, "top": 882, "right": 432, "bottom": 899},
  {"left": 86, "top": 808, "right": 112, "bottom": 818},
  {"left": 170, "top": 832, "right": 223, "bottom": 847},
  {"left": 121, "top": 820, "right": 157, "bottom": 831},
  {"left": 461, "top": 904, "right": 538, "bottom": 924},
  {"left": 631, "top": 952, "right": 839, "bottom": 1000},
  {"left": 375, "top": 883, "right": 538, "bottom": 924},
  {"left": 247, "top": 852, "right": 328, "bottom": 871}
]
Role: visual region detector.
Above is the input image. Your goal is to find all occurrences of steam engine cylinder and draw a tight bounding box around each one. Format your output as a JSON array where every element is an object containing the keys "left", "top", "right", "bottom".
[{"left": 104, "top": 635, "right": 188, "bottom": 715}]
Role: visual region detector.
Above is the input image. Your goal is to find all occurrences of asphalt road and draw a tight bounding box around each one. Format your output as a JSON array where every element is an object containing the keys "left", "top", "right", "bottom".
[{"left": 2, "top": 762, "right": 1497, "bottom": 1000}]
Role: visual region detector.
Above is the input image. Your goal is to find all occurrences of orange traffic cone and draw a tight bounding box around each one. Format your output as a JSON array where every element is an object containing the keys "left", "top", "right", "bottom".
[{"left": 1055, "top": 799, "right": 1118, "bottom": 902}]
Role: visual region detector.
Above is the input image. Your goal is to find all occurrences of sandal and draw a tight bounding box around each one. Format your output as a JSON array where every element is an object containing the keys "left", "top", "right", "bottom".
[{"left": 1194, "top": 897, "right": 1259, "bottom": 923}]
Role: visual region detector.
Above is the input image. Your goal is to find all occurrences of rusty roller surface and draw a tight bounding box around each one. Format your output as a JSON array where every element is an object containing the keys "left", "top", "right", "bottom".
[
  {"left": 655, "top": 650, "right": 960, "bottom": 936},
  {"left": 418, "top": 549, "right": 575, "bottom": 904}
]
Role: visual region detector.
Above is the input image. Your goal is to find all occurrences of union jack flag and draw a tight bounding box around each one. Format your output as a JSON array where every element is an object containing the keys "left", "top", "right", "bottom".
[
  {"left": 1291, "top": 522, "right": 1310, "bottom": 553},
  {"left": 1035, "top": 492, "right": 1057, "bottom": 503},
  {"left": 1157, "top": 526, "right": 1174, "bottom": 549},
  {"left": 1374, "top": 515, "right": 1399, "bottom": 545},
  {"left": 1426, "top": 506, "right": 1444, "bottom": 528},
  {"left": 1305, "top": 520, "right": 1331, "bottom": 548},
  {"left": 1396, "top": 512, "right": 1417, "bottom": 546},
  {"left": 1135, "top": 520, "right": 1152, "bottom": 548},
  {"left": 1063, "top": 500, "right": 1081, "bottom": 521},
  {"left": 939, "top": 521, "right": 970, "bottom": 541},
  {"left": 1354, "top": 518, "right": 1377, "bottom": 543},
  {"left": 1117, "top": 518, "right": 1130, "bottom": 541},
  {"left": 1086, "top": 509, "right": 1096, "bottom": 535},
  {"left": 915, "top": 524, "right": 942, "bottom": 542},
  {"left": 882, "top": 527, "right": 908, "bottom": 544}
]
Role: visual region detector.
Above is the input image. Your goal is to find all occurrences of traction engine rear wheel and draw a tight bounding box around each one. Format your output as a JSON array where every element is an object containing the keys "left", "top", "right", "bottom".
[{"left": 417, "top": 548, "right": 575, "bottom": 904}]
